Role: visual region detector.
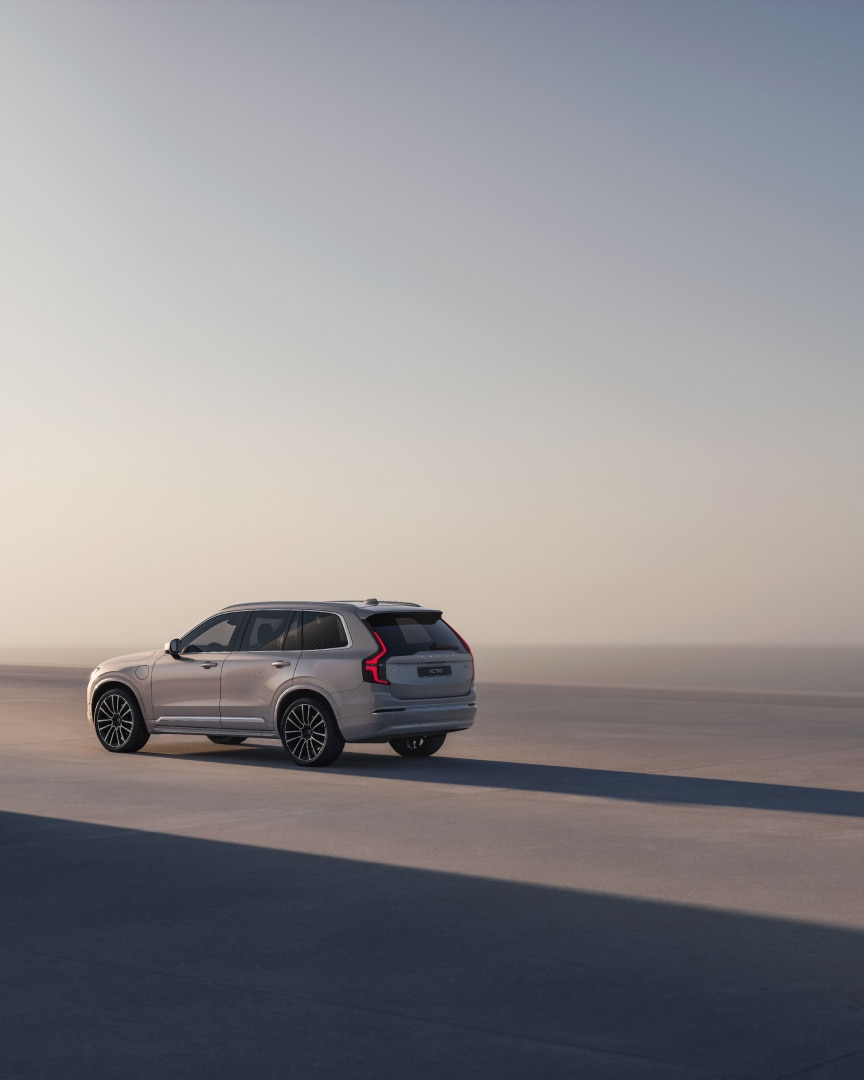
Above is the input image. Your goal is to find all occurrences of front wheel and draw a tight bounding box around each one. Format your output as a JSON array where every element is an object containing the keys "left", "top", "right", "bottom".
[
  {"left": 389, "top": 734, "right": 447, "bottom": 758},
  {"left": 93, "top": 688, "right": 150, "bottom": 753},
  {"left": 279, "top": 697, "right": 345, "bottom": 767}
]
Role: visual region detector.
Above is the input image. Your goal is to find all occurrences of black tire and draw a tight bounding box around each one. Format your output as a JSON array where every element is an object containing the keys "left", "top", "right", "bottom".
[
  {"left": 389, "top": 734, "right": 447, "bottom": 758},
  {"left": 279, "top": 696, "right": 345, "bottom": 767},
  {"left": 207, "top": 736, "right": 248, "bottom": 745},
  {"left": 93, "top": 687, "right": 150, "bottom": 754}
]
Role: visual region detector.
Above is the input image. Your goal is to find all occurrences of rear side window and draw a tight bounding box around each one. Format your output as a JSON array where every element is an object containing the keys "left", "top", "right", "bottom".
[
  {"left": 302, "top": 611, "right": 349, "bottom": 650},
  {"left": 240, "top": 610, "right": 300, "bottom": 651},
  {"left": 366, "top": 614, "right": 466, "bottom": 656}
]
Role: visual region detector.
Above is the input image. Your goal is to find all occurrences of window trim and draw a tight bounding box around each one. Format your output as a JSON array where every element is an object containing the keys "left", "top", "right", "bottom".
[{"left": 229, "top": 608, "right": 353, "bottom": 652}]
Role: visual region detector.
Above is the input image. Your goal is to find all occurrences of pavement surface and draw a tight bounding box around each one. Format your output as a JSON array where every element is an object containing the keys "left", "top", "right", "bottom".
[{"left": 2, "top": 666, "right": 864, "bottom": 1079}]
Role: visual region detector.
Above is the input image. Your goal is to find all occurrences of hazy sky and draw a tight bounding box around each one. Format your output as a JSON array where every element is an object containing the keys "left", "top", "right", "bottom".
[{"left": 2, "top": 0, "right": 863, "bottom": 648}]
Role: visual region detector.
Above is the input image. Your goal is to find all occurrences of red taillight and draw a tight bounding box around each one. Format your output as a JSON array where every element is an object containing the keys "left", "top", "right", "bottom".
[
  {"left": 362, "top": 629, "right": 390, "bottom": 684},
  {"left": 445, "top": 622, "right": 474, "bottom": 680}
]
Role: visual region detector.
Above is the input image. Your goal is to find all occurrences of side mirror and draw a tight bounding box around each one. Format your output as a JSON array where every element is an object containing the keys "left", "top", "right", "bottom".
[{"left": 166, "top": 638, "right": 182, "bottom": 658}]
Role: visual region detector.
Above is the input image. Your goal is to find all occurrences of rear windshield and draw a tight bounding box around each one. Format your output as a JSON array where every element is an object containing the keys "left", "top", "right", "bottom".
[{"left": 367, "top": 613, "right": 466, "bottom": 656}]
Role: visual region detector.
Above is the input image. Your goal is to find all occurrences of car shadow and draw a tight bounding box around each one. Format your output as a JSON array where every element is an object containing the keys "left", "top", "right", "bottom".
[
  {"left": 142, "top": 742, "right": 864, "bottom": 819},
  {"left": 3, "top": 808, "right": 864, "bottom": 1079}
]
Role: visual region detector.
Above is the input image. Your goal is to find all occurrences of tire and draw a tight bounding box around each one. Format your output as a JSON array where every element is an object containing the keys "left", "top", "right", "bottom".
[
  {"left": 93, "top": 687, "right": 150, "bottom": 754},
  {"left": 207, "top": 736, "right": 248, "bottom": 745},
  {"left": 279, "top": 696, "right": 345, "bottom": 768},
  {"left": 389, "top": 734, "right": 447, "bottom": 758}
]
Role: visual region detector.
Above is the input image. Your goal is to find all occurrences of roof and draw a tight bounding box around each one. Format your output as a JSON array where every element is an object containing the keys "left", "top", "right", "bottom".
[{"left": 217, "top": 599, "right": 433, "bottom": 616}]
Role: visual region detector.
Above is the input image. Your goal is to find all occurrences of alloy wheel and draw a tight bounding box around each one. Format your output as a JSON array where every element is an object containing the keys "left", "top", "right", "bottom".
[
  {"left": 94, "top": 692, "right": 136, "bottom": 749},
  {"left": 282, "top": 701, "right": 328, "bottom": 763}
]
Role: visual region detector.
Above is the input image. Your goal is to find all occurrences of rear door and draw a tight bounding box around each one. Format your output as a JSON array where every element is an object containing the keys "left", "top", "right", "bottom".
[
  {"left": 219, "top": 610, "right": 302, "bottom": 732},
  {"left": 367, "top": 613, "right": 473, "bottom": 700},
  {"left": 293, "top": 610, "right": 359, "bottom": 692}
]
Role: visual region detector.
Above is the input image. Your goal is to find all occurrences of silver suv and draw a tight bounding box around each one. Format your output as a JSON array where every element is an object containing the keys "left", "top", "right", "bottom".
[{"left": 87, "top": 600, "right": 476, "bottom": 767}]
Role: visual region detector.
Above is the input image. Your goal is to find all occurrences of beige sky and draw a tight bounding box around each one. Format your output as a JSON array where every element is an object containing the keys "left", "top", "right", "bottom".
[{"left": 2, "top": 1, "right": 863, "bottom": 649}]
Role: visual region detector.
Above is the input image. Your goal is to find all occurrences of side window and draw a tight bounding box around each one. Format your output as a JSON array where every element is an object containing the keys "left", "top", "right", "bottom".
[
  {"left": 283, "top": 613, "right": 302, "bottom": 650},
  {"left": 302, "top": 611, "right": 348, "bottom": 650},
  {"left": 180, "top": 613, "right": 246, "bottom": 654},
  {"left": 240, "top": 610, "right": 300, "bottom": 652}
]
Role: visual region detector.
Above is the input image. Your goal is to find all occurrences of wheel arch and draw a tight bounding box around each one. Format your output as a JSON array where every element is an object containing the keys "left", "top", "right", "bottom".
[
  {"left": 89, "top": 678, "right": 147, "bottom": 727},
  {"left": 275, "top": 686, "right": 342, "bottom": 732}
]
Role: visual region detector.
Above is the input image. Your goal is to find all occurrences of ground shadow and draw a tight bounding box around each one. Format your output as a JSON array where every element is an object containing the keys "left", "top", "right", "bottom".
[
  {"left": 144, "top": 741, "right": 864, "bottom": 819},
  {"left": 2, "top": 810, "right": 864, "bottom": 1079}
]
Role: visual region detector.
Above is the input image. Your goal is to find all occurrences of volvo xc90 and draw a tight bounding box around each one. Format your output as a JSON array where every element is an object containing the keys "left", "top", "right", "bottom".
[{"left": 87, "top": 600, "right": 476, "bottom": 767}]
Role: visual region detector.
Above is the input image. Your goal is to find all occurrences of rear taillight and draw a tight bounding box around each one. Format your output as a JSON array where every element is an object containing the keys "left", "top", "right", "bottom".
[
  {"left": 445, "top": 622, "right": 475, "bottom": 680},
  {"left": 362, "top": 629, "right": 390, "bottom": 684}
]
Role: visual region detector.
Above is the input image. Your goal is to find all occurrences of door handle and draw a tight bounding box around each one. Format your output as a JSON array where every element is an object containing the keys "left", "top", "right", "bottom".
[
  {"left": 271, "top": 661, "right": 292, "bottom": 668},
  {"left": 200, "top": 661, "right": 217, "bottom": 669}
]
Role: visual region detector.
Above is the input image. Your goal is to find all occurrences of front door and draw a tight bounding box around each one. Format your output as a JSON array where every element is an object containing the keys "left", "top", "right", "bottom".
[{"left": 151, "top": 611, "right": 247, "bottom": 730}]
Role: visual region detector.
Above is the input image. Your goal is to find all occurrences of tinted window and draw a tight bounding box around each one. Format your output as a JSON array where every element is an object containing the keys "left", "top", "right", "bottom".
[
  {"left": 366, "top": 614, "right": 465, "bottom": 656},
  {"left": 180, "top": 613, "right": 246, "bottom": 654},
  {"left": 302, "top": 611, "right": 348, "bottom": 650},
  {"left": 283, "top": 614, "right": 302, "bottom": 650},
  {"left": 240, "top": 610, "right": 300, "bottom": 651}
]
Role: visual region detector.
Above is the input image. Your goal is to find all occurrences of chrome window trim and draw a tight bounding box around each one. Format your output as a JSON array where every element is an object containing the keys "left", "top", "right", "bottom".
[{"left": 228, "top": 608, "right": 353, "bottom": 652}]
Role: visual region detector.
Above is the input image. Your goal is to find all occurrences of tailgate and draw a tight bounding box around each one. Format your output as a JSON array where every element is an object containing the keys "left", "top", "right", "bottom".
[
  {"left": 385, "top": 653, "right": 474, "bottom": 700},
  {"left": 365, "top": 611, "right": 474, "bottom": 701}
]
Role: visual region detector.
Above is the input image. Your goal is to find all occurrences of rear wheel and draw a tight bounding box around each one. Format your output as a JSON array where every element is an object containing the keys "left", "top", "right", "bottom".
[
  {"left": 279, "top": 697, "right": 345, "bottom": 767},
  {"left": 207, "top": 736, "right": 247, "bottom": 745},
  {"left": 93, "top": 688, "right": 150, "bottom": 753},
  {"left": 389, "top": 734, "right": 447, "bottom": 758}
]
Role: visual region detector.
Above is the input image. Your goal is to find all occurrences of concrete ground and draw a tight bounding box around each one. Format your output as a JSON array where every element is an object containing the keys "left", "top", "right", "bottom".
[{"left": 2, "top": 667, "right": 864, "bottom": 1079}]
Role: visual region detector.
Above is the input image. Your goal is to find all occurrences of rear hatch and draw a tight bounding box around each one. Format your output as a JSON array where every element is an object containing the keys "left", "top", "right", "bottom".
[{"left": 365, "top": 612, "right": 473, "bottom": 700}]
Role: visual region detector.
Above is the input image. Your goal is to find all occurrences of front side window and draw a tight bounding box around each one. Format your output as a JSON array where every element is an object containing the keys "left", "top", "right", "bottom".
[
  {"left": 240, "top": 610, "right": 300, "bottom": 651},
  {"left": 180, "top": 613, "right": 246, "bottom": 654},
  {"left": 302, "top": 611, "right": 348, "bottom": 650}
]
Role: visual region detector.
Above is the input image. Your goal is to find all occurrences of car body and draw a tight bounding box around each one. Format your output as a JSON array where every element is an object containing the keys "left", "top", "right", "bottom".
[{"left": 87, "top": 600, "right": 476, "bottom": 766}]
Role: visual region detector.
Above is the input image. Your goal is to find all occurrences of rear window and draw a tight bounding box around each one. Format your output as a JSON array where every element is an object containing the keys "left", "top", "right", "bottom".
[{"left": 367, "top": 613, "right": 466, "bottom": 656}]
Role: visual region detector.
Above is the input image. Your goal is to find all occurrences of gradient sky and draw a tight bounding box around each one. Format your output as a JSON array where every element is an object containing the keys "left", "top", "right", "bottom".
[{"left": 2, "top": 0, "right": 863, "bottom": 648}]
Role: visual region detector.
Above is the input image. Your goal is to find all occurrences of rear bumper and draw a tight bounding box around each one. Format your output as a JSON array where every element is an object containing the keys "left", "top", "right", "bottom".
[{"left": 345, "top": 701, "right": 477, "bottom": 742}]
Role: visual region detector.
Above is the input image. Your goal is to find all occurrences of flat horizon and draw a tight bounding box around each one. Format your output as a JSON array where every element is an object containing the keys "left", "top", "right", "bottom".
[{"left": 5, "top": 642, "right": 864, "bottom": 696}]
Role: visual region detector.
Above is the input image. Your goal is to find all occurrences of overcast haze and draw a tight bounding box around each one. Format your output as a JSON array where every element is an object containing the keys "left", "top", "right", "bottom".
[{"left": 1, "top": 0, "right": 863, "bottom": 649}]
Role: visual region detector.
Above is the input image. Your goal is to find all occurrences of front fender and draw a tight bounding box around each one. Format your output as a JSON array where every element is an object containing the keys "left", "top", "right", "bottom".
[{"left": 88, "top": 674, "right": 149, "bottom": 726}]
